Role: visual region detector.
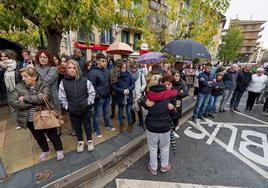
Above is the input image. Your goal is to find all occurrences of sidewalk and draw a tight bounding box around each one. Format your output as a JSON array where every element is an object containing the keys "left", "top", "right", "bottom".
[{"left": 0, "top": 97, "right": 196, "bottom": 188}]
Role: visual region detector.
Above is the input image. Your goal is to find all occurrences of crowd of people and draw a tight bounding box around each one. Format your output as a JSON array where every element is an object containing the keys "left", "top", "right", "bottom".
[{"left": 0, "top": 48, "right": 268, "bottom": 176}]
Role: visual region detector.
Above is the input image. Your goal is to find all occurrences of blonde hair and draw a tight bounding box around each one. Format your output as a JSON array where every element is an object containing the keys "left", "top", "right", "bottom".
[
  {"left": 19, "top": 67, "right": 39, "bottom": 78},
  {"left": 66, "top": 59, "right": 82, "bottom": 80},
  {"left": 149, "top": 74, "right": 162, "bottom": 87}
]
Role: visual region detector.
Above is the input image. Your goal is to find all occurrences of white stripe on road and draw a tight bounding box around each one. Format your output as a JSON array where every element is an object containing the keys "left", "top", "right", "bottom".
[
  {"left": 232, "top": 110, "right": 268, "bottom": 125},
  {"left": 187, "top": 121, "right": 268, "bottom": 180},
  {"left": 116, "top": 178, "right": 245, "bottom": 188}
]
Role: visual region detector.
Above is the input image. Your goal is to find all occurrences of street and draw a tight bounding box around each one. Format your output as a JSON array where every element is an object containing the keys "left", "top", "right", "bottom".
[{"left": 105, "top": 97, "right": 268, "bottom": 188}]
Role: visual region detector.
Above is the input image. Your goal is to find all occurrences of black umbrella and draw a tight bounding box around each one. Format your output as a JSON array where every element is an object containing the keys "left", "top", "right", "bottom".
[
  {"left": 161, "top": 39, "right": 211, "bottom": 60},
  {"left": 0, "top": 38, "right": 24, "bottom": 60}
]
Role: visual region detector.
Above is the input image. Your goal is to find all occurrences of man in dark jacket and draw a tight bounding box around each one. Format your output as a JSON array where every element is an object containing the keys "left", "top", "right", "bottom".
[
  {"left": 192, "top": 63, "right": 214, "bottom": 122},
  {"left": 219, "top": 64, "right": 239, "bottom": 112},
  {"left": 71, "top": 49, "right": 86, "bottom": 72},
  {"left": 88, "top": 54, "right": 114, "bottom": 137},
  {"left": 230, "top": 65, "right": 252, "bottom": 112}
]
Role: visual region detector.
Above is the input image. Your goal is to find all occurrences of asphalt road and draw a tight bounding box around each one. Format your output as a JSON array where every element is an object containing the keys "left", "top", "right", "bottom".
[{"left": 105, "top": 95, "right": 268, "bottom": 188}]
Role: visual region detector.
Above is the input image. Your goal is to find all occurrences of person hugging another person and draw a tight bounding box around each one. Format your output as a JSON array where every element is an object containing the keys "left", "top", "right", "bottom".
[
  {"left": 141, "top": 74, "right": 177, "bottom": 175},
  {"left": 59, "top": 60, "right": 95, "bottom": 153}
]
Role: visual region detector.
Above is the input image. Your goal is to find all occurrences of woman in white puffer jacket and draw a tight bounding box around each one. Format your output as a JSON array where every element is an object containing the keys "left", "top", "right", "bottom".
[{"left": 246, "top": 68, "right": 268, "bottom": 111}]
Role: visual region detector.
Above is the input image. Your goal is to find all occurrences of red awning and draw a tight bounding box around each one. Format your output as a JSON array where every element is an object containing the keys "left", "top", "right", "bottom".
[
  {"left": 74, "top": 42, "right": 109, "bottom": 51},
  {"left": 140, "top": 49, "right": 150, "bottom": 55}
]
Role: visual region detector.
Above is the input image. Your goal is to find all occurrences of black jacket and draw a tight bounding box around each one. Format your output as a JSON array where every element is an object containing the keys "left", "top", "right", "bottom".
[
  {"left": 141, "top": 85, "right": 176, "bottom": 133},
  {"left": 62, "top": 76, "right": 90, "bottom": 115},
  {"left": 211, "top": 81, "right": 225, "bottom": 96},
  {"left": 88, "top": 67, "right": 111, "bottom": 99},
  {"left": 236, "top": 70, "right": 252, "bottom": 92}
]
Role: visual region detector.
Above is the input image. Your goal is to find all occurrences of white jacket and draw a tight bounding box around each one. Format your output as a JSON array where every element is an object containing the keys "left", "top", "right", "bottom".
[
  {"left": 247, "top": 74, "right": 268, "bottom": 93},
  {"left": 133, "top": 71, "right": 146, "bottom": 100}
]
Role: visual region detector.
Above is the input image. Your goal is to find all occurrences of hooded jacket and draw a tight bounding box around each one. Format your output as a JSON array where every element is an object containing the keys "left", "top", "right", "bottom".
[{"left": 141, "top": 85, "right": 176, "bottom": 133}]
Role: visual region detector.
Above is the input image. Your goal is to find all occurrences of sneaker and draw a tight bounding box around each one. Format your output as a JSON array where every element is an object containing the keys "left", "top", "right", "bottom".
[
  {"left": 234, "top": 108, "right": 240, "bottom": 112},
  {"left": 174, "top": 132, "right": 180, "bottom": 139},
  {"left": 148, "top": 163, "right": 157, "bottom": 176},
  {"left": 110, "top": 114, "right": 115, "bottom": 119},
  {"left": 230, "top": 108, "right": 235, "bottom": 112},
  {"left": 198, "top": 116, "right": 205, "bottom": 121},
  {"left": 16, "top": 126, "right": 21, "bottom": 130},
  {"left": 207, "top": 114, "right": 215, "bottom": 118},
  {"left": 95, "top": 132, "right": 102, "bottom": 138},
  {"left": 160, "top": 163, "right": 171, "bottom": 173},
  {"left": 56, "top": 150, "right": 64, "bottom": 161},
  {"left": 77, "top": 141, "right": 84, "bottom": 153},
  {"left": 39, "top": 151, "right": 51, "bottom": 161},
  {"left": 262, "top": 112, "right": 268, "bottom": 116},
  {"left": 193, "top": 96, "right": 197, "bottom": 100},
  {"left": 191, "top": 117, "right": 197, "bottom": 123},
  {"left": 105, "top": 125, "right": 115, "bottom": 131},
  {"left": 87, "top": 140, "right": 94, "bottom": 151}
]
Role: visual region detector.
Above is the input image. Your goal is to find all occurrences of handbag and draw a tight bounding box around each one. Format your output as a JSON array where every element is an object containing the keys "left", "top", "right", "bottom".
[{"left": 34, "top": 96, "right": 64, "bottom": 130}]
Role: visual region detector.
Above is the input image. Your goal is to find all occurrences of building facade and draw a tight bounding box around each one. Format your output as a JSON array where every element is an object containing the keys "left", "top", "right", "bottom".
[{"left": 230, "top": 19, "right": 266, "bottom": 63}]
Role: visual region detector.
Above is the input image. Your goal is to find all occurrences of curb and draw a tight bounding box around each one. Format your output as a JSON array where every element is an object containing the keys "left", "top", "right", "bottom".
[{"left": 42, "top": 100, "right": 195, "bottom": 188}]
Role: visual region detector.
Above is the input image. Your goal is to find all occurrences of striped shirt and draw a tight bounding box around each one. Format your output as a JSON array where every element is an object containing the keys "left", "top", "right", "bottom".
[{"left": 27, "top": 87, "right": 36, "bottom": 122}]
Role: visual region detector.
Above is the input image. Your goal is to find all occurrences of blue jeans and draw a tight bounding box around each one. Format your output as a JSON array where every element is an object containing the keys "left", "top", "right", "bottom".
[
  {"left": 205, "top": 95, "right": 218, "bottom": 114},
  {"left": 193, "top": 93, "right": 211, "bottom": 118},
  {"left": 118, "top": 104, "right": 132, "bottom": 124},
  {"left": 230, "top": 89, "right": 244, "bottom": 108},
  {"left": 93, "top": 97, "right": 111, "bottom": 134}
]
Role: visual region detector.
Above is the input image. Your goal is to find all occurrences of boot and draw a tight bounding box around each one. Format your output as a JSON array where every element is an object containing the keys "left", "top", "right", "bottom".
[
  {"left": 127, "top": 123, "right": 133, "bottom": 133},
  {"left": 119, "top": 123, "right": 124, "bottom": 133}
]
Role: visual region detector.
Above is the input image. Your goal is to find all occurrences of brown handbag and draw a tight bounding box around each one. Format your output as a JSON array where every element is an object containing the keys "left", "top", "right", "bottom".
[{"left": 34, "top": 96, "right": 64, "bottom": 130}]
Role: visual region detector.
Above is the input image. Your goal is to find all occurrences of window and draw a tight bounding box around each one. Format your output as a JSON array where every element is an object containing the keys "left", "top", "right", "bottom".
[
  {"left": 246, "top": 47, "right": 251, "bottom": 52},
  {"left": 133, "top": 33, "right": 141, "bottom": 50},
  {"left": 100, "top": 28, "right": 113, "bottom": 44},
  {"left": 78, "top": 30, "right": 95, "bottom": 43},
  {"left": 121, "top": 30, "right": 130, "bottom": 44}
]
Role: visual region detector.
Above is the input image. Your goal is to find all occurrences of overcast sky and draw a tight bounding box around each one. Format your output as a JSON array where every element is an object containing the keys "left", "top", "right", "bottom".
[{"left": 225, "top": 0, "right": 268, "bottom": 48}]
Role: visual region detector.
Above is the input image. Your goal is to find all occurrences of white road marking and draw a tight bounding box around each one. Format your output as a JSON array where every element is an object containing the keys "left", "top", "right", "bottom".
[
  {"left": 187, "top": 121, "right": 268, "bottom": 180},
  {"left": 232, "top": 110, "right": 268, "bottom": 125},
  {"left": 115, "top": 178, "right": 245, "bottom": 188}
]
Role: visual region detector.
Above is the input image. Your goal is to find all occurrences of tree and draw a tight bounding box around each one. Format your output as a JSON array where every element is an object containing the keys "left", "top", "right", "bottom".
[
  {"left": 0, "top": 0, "right": 150, "bottom": 55},
  {"left": 167, "top": 0, "right": 230, "bottom": 47},
  {"left": 218, "top": 25, "right": 243, "bottom": 64}
]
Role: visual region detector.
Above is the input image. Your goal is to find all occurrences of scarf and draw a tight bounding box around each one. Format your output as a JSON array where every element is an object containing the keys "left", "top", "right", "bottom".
[
  {"left": 130, "top": 70, "right": 139, "bottom": 82},
  {"left": 58, "top": 66, "right": 67, "bottom": 75}
]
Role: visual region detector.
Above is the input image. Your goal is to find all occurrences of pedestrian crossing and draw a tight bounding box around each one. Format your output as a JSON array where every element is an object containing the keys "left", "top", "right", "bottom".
[{"left": 115, "top": 179, "right": 244, "bottom": 188}]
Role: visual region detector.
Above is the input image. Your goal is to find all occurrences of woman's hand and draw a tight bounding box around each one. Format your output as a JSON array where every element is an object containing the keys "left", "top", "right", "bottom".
[
  {"left": 18, "top": 96, "right": 24, "bottom": 102},
  {"left": 168, "top": 103, "right": 174, "bottom": 110},
  {"left": 145, "top": 100, "right": 155, "bottom": 107},
  {"left": 124, "top": 89, "right": 129, "bottom": 95}
]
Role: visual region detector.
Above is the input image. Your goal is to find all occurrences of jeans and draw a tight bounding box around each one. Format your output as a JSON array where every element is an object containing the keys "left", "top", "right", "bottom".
[
  {"left": 230, "top": 89, "right": 245, "bottom": 108},
  {"left": 219, "top": 90, "right": 234, "bottom": 110},
  {"left": 69, "top": 108, "right": 92, "bottom": 141},
  {"left": 27, "top": 122, "right": 63, "bottom": 152},
  {"left": 146, "top": 130, "right": 170, "bottom": 170},
  {"left": 93, "top": 97, "right": 111, "bottom": 134},
  {"left": 118, "top": 104, "right": 132, "bottom": 124},
  {"left": 205, "top": 95, "right": 218, "bottom": 114},
  {"left": 192, "top": 93, "right": 211, "bottom": 118}
]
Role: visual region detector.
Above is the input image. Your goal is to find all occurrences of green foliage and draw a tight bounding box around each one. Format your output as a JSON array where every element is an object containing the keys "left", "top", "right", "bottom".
[
  {"left": 218, "top": 25, "right": 243, "bottom": 64},
  {"left": 168, "top": 0, "right": 230, "bottom": 48}
]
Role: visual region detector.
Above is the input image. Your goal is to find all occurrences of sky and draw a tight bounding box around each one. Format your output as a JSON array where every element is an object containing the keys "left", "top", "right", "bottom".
[{"left": 225, "top": 0, "right": 268, "bottom": 48}]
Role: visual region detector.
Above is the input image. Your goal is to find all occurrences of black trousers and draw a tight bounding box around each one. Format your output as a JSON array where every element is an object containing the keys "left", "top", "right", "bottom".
[
  {"left": 131, "top": 105, "right": 144, "bottom": 128},
  {"left": 246, "top": 91, "right": 260, "bottom": 110},
  {"left": 111, "top": 95, "right": 116, "bottom": 116},
  {"left": 69, "top": 108, "right": 92, "bottom": 141},
  {"left": 194, "top": 88, "right": 199, "bottom": 96},
  {"left": 27, "top": 122, "right": 63, "bottom": 152},
  {"left": 263, "top": 98, "right": 268, "bottom": 112}
]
